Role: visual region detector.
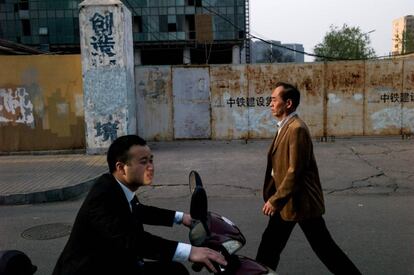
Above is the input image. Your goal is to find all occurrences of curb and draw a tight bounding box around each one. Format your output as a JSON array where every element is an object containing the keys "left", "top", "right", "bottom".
[{"left": 0, "top": 177, "right": 97, "bottom": 205}]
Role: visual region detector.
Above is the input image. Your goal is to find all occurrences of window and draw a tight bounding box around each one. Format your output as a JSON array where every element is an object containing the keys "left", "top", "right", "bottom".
[
  {"left": 168, "top": 15, "right": 177, "bottom": 32},
  {"left": 133, "top": 16, "right": 143, "bottom": 33},
  {"left": 19, "top": 1, "right": 29, "bottom": 10},
  {"left": 21, "top": 19, "right": 31, "bottom": 35}
]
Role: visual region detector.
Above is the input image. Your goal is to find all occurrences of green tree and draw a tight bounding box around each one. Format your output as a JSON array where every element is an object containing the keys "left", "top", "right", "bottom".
[{"left": 313, "top": 24, "right": 376, "bottom": 61}]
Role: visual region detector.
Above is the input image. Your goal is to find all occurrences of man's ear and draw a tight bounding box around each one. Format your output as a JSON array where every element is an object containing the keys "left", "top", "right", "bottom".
[
  {"left": 115, "top": 161, "right": 126, "bottom": 175},
  {"left": 286, "top": 98, "right": 293, "bottom": 109}
]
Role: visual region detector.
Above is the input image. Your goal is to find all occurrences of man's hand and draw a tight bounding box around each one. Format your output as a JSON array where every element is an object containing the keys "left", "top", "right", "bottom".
[
  {"left": 189, "top": 247, "right": 227, "bottom": 273},
  {"left": 182, "top": 213, "right": 193, "bottom": 228},
  {"left": 262, "top": 200, "right": 276, "bottom": 216}
]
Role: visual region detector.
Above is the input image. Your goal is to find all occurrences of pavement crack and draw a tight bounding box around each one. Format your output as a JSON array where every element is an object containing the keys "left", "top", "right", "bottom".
[
  {"left": 344, "top": 144, "right": 385, "bottom": 174},
  {"left": 351, "top": 172, "right": 385, "bottom": 184},
  {"left": 210, "top": 184, "right": 261, "bottom": 193},
  {"left": 327, "top": 171, "right": 400, "bottom": 195}
]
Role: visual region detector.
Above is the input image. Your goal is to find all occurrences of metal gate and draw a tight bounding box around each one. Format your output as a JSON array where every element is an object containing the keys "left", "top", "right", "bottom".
[{"left": 172, "top": 67, "right": 211, "bottom": 139}]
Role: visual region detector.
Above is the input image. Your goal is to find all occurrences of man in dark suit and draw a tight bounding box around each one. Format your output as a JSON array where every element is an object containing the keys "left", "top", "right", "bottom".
[
  {"left": 256, "top": 82, "right": 361, "bottom": 274},
  {"left": 53, "top": 135, "right": 226, "bottom": 275}
]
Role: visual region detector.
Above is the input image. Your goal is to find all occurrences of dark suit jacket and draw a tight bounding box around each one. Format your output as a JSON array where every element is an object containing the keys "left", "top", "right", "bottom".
[
  {"left": 263, "top": 115, "right": 325, "bottom": 221},
  {"left": 53, "top": 173, "right": 179, "bottom": 275}
]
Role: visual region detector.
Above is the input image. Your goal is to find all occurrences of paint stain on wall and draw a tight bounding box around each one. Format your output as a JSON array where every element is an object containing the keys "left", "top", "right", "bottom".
[{"left": 0, "top": 87, "right": 34, "bottom": 126}]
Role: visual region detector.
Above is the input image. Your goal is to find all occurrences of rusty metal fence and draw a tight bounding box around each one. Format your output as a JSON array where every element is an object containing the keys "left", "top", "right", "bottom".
[{"left": 136, "top": 59, "right": 414, "bottom": 141}]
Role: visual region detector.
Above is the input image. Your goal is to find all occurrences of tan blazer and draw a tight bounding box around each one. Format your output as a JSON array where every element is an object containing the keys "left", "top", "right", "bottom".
[{"left": 263, "top": 115, "right": 325, "bottom": 221}]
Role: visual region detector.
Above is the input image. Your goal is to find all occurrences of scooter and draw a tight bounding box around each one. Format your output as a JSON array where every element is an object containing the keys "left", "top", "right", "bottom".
[{"left": 188, "top": 170, "right": 276, "bottom": 275}]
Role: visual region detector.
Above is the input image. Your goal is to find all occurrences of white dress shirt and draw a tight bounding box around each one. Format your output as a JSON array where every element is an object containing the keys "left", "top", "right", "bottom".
[
  {"left": 277, "top": 111, "right": 297, "bottom": 135},
  {"left": 115, "top": 177, "right": 191, "bottom": 262}
]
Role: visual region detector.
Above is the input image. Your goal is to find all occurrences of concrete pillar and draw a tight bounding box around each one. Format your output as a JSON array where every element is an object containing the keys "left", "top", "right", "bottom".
[
  {"left": 240, "top": 46, "right": 246, "bottom": 64},
  {"left": 232, "top": 45, "right": 240, "bottom": 64},
  {"left": 183, "top": 48, "right": 191, "bottom": 64},
  {"left": 79, "top": 0, "right": 136, "bottom": 154}
]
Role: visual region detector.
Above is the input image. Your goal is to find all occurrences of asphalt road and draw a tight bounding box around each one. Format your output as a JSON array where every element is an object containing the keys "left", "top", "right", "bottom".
[{"left": 0, "top": 138, "right": 413, "bottom": 275}]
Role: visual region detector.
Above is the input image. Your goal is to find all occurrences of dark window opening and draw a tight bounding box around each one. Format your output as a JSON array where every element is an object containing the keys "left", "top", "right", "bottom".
[
  {"left": 133, "top": 16, "right": 142, "bottom": 33},
  {"left": 187, "top": 0, "right": 194, "bottom": 5},
  {"left": 168, "top": 23, "right": 177, "bottom": 32},
  {"left": 141, "top": 49, "right": 183, "bottom": 65},
  {"left": 19, "top": 0, "right": 29, "bottom": 10},
  {"left": 195, "top": 0, "right": 202, "bottom": 7},
  {"left": 186, "top": 15, "right": 195, "bottom": 39},
  {"left": 21, "top": 19, "right": 31, "bottom": 35}
]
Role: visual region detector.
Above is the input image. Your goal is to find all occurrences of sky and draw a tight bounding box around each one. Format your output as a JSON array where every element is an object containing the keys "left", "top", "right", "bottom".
[{"left": 250, "top": 0, "right": 414, "bottom": 62}]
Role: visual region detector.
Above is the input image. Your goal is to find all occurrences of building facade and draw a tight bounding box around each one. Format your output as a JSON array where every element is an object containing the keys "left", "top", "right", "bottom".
[
  {"left": 251, "top": 40, "right": 304, "bottom": 63},
  {"left": 0, "top": 0, "right": 248, "bottom": 64},
  {"left": 392, "top": 15, "right": 414, "bottom": 55}
]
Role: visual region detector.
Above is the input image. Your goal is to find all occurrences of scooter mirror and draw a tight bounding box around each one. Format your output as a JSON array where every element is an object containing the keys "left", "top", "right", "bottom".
[
  {"left": 189, "top": 171, "right": 208, "bottom": 222},
  {"left": 189, "top": 170, "right": 203, "bottom": 194},
  {"left": 190, "top": 186, "right": 208, "bottom": 222}
]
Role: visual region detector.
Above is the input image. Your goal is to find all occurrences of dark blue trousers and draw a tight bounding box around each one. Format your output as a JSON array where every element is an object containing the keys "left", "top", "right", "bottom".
[{"left": 256, "top": 213, "right": 361, "bottom": 274}]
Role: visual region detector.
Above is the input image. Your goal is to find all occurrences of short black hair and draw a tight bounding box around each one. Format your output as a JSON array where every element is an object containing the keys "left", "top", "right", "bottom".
[
  {"left": 107, "top": 135, "right": 147, "bottom": 173},
  {"left": 275, "top": 82, "right": 300, "bottom": 109}
]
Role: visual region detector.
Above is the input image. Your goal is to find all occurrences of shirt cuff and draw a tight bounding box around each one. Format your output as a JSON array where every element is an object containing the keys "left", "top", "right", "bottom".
[
  {"left": 174, "top": 211, "right": 184, "bottom": 224},
  {"left": 172, "top": 243, "right": 192, "bottom": 262}
]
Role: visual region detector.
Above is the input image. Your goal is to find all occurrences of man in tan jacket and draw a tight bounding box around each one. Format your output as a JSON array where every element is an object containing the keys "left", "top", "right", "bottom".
[{"left": 256, "top": 82, "right": 361, "bottom": 274}]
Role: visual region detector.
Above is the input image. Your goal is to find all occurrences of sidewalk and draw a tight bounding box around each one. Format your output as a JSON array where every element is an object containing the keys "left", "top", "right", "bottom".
[
  {"left": 0, "top": 154, "right": 107, "bottom": 205},
  {"left": 1, "top": 137, "right": 413, "bottom": 205}
]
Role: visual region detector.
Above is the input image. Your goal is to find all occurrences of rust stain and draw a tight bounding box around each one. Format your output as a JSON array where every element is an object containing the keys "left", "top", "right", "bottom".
[{"left": 302, "top": 77, "right": 315, "bottom": 96}]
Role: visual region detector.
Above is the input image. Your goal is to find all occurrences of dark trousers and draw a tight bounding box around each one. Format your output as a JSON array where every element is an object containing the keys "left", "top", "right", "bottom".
[
  {"left": 256, "top": 213, "right": 361, "bottom": 275},
  {"left": 140, "top": 261, "right": 189, "bottom": 275}
]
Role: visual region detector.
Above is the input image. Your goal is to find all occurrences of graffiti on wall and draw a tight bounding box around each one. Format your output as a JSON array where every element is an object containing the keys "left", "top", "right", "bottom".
[
  {"left": 89, "top": 12, "right": 116, "bottom": 67},
  {"left": 95, "top": 115, "right": 119, "bottom": 142},
  {"left": 0, "top": 87, "right": 34, "bottom": 126}
]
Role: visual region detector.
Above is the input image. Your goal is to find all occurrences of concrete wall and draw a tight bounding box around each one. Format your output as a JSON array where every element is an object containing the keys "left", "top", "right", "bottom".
[
  {"left": 0, "top": 55, "right": 84, "bottom": 152},
  {"left": 136, "top": 59, "right": 414, "bottom": 140}
]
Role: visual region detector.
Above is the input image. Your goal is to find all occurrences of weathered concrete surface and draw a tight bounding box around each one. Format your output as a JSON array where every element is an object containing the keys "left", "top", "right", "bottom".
[
  {"left": 80, "top": 0, "right": 136, "bottom": 153},
  {"left": 0, "top": 137, "right": 413, "bottom": 274}
]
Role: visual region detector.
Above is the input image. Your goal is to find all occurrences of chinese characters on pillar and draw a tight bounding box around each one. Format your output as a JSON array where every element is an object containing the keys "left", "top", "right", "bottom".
[
  {"left": 95, "top": 115, "right": 119, "bottom": 142},
  {"left": 89, "top": 12, "right": 116, "bottom": 67}
]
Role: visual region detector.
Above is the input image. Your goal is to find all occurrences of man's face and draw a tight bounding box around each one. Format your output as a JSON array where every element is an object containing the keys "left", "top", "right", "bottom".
[
  {"left": 270, "top": 86, "right": 289, "bottom": 120},
  {"left": 122, "top": 145, "right": 154, "bottom": 190}
]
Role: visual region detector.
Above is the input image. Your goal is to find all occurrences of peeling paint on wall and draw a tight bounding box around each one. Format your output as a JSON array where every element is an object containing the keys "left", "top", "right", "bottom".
[
  {"left": 371, "top": 107, "right": 402, "bottom": 130},
  {"left": 231, "top": 108, "right": 275, "bottom": 134},
  {"left": 75, "top": 94, "right": 84, "bottom": 117},
  {"left": 0, "top": 55, "right": 84, "bottom": 152},
  {"left": 354, "top": 93, "right": 363, "bottom": 101},
  {"left": 328, "top": 93, "right": 341, "bottom": 104},
  {"left": 0, "top": 87, "right": 34, "bottom": 126}
]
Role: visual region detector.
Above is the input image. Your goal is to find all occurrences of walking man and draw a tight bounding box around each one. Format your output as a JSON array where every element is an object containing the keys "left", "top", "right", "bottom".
[{"left": 256, "top": 82, "right": 361, "bottom": 274}]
